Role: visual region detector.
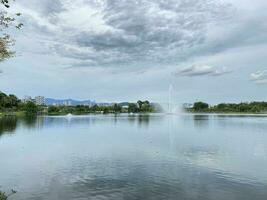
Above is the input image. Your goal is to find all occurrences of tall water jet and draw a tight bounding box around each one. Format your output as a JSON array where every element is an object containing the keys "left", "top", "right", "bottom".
[{"left": 168, "top": 84, "right": 174, "bottom": 113}]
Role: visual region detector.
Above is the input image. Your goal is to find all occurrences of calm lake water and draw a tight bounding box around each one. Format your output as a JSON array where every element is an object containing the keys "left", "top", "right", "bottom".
[{"left": 1, "top": 114, "right": 267, "bottom": 200}]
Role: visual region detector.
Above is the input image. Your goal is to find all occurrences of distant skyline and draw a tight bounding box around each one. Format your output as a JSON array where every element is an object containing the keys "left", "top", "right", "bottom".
[{"left": 0, "top": 0, "right": 267, "bottom": 103}]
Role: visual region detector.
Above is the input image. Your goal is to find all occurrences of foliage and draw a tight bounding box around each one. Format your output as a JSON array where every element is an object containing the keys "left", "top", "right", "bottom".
[
  {"left": 193, "top": 101, "right": 209, "bottom": 112},
  {"left": 0, "top": 91, "right": 155, "bottom": 115},
  {"left": 46, "top": 101, "right": 154, "bottom": 115},
  {"left": 188, "top": 101, "right": 267, "bottom": 113},
  {"left": 0, "top": 190, "right": 16, "bottom": 200},
  {"left": 0, "top": 0, "right": 23, "bottom": 61},
  {"left": 0, "top": 191, "right": 7, "bottom": 200},
  {"left": 128, "top": 103, "right": 139, "bottom": 113},
  {"left": 210, "top": 102, "right": 267, "bottom": 113},
  {"left": 48, "top": 106, "right": 60, "bottom": 113},
  {"left": 24, "top": 101, "right": 38, "bottom": 115},
  {"left": 0, "top": 91, "right": 20, "bottom": 110},
  {"left": 113, "top": 103, "right": 122, "bottom": 113},
  {"left": 0, "top": 115, "right": 17, "bottom": 135},
  {"left": 138, "top": 100, "right": 153, "bottom": 112}
]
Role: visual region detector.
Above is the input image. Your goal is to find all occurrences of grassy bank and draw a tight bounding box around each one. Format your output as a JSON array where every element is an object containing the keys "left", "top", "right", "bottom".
[{"left": 0, "top": 111, "right": 26, "bottom": 118}]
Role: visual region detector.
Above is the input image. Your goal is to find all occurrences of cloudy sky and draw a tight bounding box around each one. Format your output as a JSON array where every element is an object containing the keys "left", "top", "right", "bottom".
[{"left": 0, "top": 0, "right": 267, "bottom": 103}]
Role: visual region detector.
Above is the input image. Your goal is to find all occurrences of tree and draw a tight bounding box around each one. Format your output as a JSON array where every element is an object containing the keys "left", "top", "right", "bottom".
[
  {"left": 128, "top": 103, "right": 138, "bottom": 113},
  {"left": 0, "top": 91, "right": 7, "bottom": 108},
  {"left": 24, "top": 101, "right": 38, "bottom": 115},
  {"left": 103, "top": 107, "right": 109, "bottom": 114},
  {"left": 137, "top": 100, "right": 143, "bottom": 109},
  {"left": 0, "top": 189, "right": 16, "bottom": 200},
  {"left": 0, "top": 92, "right": 19, "bottom": 109},
  {"left": 8, "top": 94, "right": 19, "bottom": 107},
  {"left": 90, "top": 104, "right": 99, "bottom": 112},
  {"left": 0, "top": 191, "right": 8, "bottom": 200},
  {"left": 0, "top": 1, "right": 23, "bottom": 61},
  {"left": 48, "top": 106, "right": 60, "bottom": 113},
  {"left": 113, "top": 103, "right": 122, "bottom": 113},
  {"left": 193, "top": 101, "right": 209, "bottom": 111},
  {"left": 141, "top": 100, "right": 152, "bottom": 112}
]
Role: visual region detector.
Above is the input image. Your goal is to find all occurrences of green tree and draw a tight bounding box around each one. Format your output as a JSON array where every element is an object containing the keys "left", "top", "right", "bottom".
[
  {"left": 0, "top": 91, "right": 7, "bottom": 108},
  {"left": 90, "top": 104, "right": 99, "bottom": 112},
  {"left": 128, "top": 103, "right": 138, "bottom": 113},
  {"left": 0, "top": 1, "right": 23, "bottom": 62},
  {"left": 137, "top": 100, "right": 143, "bottom": 109},
  {"left": 48, "top": 106, "right": 60, "bottom": 113},
  {"left": 113, "top": 103, "right": 122, "bottom": 113},
  {"left": 0, "top": 92, "right": 19, "bottom": 110},
  {"left": 0, "top": 189, "right": 16, "bottom": 200},
  {"left": 103, "top": 107, "right": 109, "bottom": 114},
  {"left": 8, "top": 94, "right": 19, "bottom": 108},
  {"left": 193, "top": 101, "right": 209, "bottom": 112},
  {"left": 141, "top": 100, "right": 152, "bottom": 112},
  {"left": 24, "top": 101, "right": 38, "bottom": 115},
  {"left": 0, "top": 191, "right": 8, "bottom": 200}
]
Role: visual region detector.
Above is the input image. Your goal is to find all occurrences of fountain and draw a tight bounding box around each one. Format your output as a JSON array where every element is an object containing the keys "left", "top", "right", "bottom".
[
  {"left": 165, "top": 84, "right": 181, "bottom": 114},
  {"left": 168, "top": 84, "right": 174, "bottom": 114},
  {"left": 66, "top": 113, "right": 73, "bottom": 117}
]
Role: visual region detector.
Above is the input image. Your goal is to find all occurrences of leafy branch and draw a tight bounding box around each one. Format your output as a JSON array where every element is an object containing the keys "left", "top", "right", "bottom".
[
  {"left": 0, "top": 0, "right": 23, "bottom": 62},
  {"left": 0, "top": 190, "right": 17, "bottom": 200}
]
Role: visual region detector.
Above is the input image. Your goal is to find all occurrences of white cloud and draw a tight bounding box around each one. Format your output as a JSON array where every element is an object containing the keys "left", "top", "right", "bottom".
[
  {"left": 174, "top": 65, "right": 232, "bottom": 77},
  {"left": 2, "top": 0, "right": 267, "bottom": 102},
  {"left": 11, "top": 0, "right": 234, "bottom": 70},
  {"left": 250, "top": 70, "right": 267, "bottom": 84}
]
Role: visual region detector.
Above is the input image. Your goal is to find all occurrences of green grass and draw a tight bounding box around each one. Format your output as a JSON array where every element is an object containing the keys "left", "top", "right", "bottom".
[{"left": 0, "top": 111, "right": 26, "bottom": 118}]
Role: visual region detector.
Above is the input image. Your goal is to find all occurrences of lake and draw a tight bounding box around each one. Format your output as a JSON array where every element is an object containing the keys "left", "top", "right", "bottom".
[{"left": 1, "top": 114, "right": 267, "bottom": 200}]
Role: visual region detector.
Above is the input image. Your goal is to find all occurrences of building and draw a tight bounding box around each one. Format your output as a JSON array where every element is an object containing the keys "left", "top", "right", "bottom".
[
  {"left": 63, "top": 100, "right": 72, "bottom": 106},
  {"left": 23, "top": 95, "right": 33, "bottom": 103},
  {"left": 35, "top": 96, "right": 45, "bottom": 105},
  {"left": 183, "top": 103, "right": 193, "bottom": 109}
]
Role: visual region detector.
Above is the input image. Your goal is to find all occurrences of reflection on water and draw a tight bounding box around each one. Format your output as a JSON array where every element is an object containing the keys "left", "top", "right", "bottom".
[
  {"left": 0, "top": 114, "right": 267, "bottom": 200},
  {"left": 0, "top": 116, "right": 17, "bottom": 136},
  {"left": 193, "top": 115, "right": 210, "bottom": 128},
  {"left": 0, "top": 114, "right": 154, "bottom": 136},
  {"left": 22, "top": 116, "right": 38, "bottom": 128}
]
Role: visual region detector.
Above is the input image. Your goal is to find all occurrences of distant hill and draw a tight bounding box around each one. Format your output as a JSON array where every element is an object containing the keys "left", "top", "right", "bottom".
[{"left": 45, "top": 98, "right": 96, "bottom": 106}]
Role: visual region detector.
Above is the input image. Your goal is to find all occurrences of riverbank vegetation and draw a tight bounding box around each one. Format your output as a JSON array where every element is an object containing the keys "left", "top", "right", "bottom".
[
  {"left": 187, "top": 101, "right": 267, "bottom": 114},
  {"left": 0, "top": 92, "right": 38, "bottom": 116},
  {"left": 47, "top": 100, "right": 156, "bottom": 115},
  {"left": 2, "top": 91, "right": 267, "bottom": 116},
  {"left": 1, "top": 91, "right": 157, "bottom": 116}
]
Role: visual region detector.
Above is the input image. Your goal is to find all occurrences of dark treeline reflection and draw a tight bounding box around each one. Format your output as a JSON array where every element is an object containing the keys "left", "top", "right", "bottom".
[
  {"left": 0, "top": 116, "right": 43, "bottom": 137},
  {"left": 193, "top": 115, "right": 210, "bottom": 128},
  {"left": 127, "top": 114, "right": 151, "bottom": 127},
  {"left": 43, "top": 114, "right": 156, "bottom": 128},
  {"left": 0, "top": 114, "right": 159, "bottom": 137},
  {"left": 0, "top": 116, "right": 17, "bottom": 136},
  {"left": 23, "top": 116, "right": 38, "bottom": 128}
]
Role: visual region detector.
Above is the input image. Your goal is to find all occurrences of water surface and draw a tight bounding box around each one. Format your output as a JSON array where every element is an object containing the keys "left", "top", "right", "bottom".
[{"left": 1, "top": 114, "right": 267, "bottom": 200}]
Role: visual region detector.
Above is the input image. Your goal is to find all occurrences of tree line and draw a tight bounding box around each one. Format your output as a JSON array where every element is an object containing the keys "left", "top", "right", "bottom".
[
  {"left": 0, "top": 91, "right": 38, "bottom": 115},
  {"left": 47, "top": 100, "right": 155, "bottom": 115},
  {"left": 0, "top": 91, "right": 156, "bottom": 116},
  {"left": 188, "top": 101, "right": 267, "bottom": 113}
]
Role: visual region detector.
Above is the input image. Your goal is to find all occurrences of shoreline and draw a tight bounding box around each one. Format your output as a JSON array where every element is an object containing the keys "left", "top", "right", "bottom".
[{"left": 2, "top": 112, "right": 267, "bottom": 119}]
